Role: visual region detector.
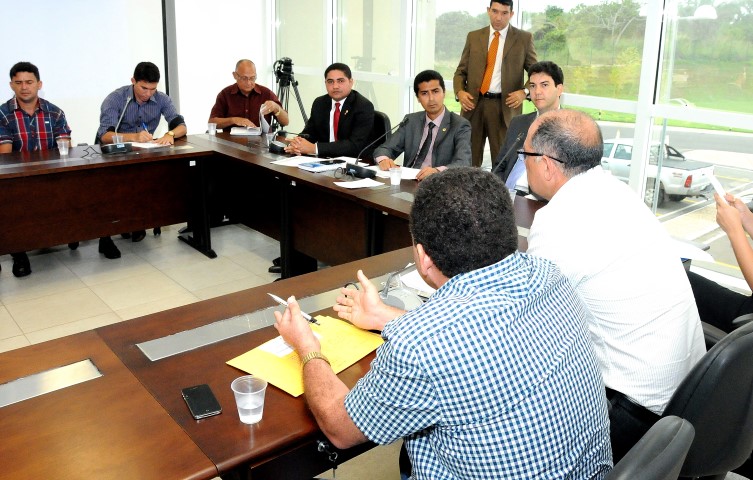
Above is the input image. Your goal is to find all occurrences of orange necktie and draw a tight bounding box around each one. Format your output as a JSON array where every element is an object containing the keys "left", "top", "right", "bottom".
[
  {"left": 480, "top": 31, "right": 500, "bottom": 95},
  {"left": 333, "top": 102, "right": 341, "bottom": 140}
]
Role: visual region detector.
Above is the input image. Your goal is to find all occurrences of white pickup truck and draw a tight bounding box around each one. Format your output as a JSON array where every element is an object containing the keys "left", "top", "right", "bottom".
[{"left": 601, "top": 138, "right": 715, "bottom": 206}]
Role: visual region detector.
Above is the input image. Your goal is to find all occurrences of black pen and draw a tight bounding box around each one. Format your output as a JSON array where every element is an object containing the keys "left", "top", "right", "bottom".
[{"left": 268, "top": 293, "right": 320, "bottom": 325}]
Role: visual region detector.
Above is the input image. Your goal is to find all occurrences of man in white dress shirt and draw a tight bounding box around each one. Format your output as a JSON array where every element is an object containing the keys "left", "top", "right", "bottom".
[{"left": 524, "top": 109, "right": 705, "bottom": 462}]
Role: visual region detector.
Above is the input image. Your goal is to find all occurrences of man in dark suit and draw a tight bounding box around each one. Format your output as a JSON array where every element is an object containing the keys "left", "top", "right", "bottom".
[
  {"left": 374, "top": 70, "right": 471, "bottom": 181},
  {"left": 495, "top": 61, "right": 564, "bottom": 193},
  {"left": 285, "top": 62, "right": 374, "bottom": 158},
  {"left": 453, "top": 0, "right": 537, "bottom": 168}
]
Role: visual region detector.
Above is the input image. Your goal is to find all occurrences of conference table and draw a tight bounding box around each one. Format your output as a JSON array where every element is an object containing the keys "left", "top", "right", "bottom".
[
  {"left": 0, "top": 141, "right": 217, "bottom": 258},
  {"left": 0, "top": 176, "right": 542, "bottom": 479}
]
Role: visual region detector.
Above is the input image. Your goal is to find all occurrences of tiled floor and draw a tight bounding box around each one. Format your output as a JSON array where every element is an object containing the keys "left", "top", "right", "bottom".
[{"left": 0, "top": 222, "right": 400, "bottom": 479}]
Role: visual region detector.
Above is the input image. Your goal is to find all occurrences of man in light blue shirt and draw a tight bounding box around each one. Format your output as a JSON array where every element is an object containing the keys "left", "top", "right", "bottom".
[
  {"left": 494, "top": 61, "right": 563, "bottom": 194},
  {"left": 274, "top": 167, "right": 612, "bottom": 479}
]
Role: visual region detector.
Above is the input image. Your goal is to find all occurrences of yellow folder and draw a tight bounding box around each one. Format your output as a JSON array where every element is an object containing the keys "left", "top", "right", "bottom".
[{"left": 227, "top": 315, "right": 384, "bottom": 397}]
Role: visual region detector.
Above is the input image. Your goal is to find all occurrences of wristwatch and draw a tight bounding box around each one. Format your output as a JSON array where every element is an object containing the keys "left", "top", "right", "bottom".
[
  {"left": 166, "top": 130, "right": 175, "bottom": 137},
  {"left": 300, "top": 351, "right": 330, "bottom": 368},
  {"left": 523, "top": 88, "right": 530, "bottom": 101}
]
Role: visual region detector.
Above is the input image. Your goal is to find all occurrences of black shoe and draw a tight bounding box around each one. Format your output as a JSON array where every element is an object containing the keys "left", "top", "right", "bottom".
[
  {"left": 99, "top": 237, "right": 121, "bottom": 259},
  {"left": 153, "top": 227, "right": 161, "bottom": 236},
  {"left": 272, "top": 257, "right": 281, "bottom": 266},
  {"left": 268, "top": 265, "right": 282, "bottom": 274},
  {"left": 68, "top": 242, "right": 79, "bottom": 250},
  {"left": 131, "top": 230, "right": 146, "bottom": 242},
  {"left": 11, "top": 253, "right": 31, "bottom": 278}
]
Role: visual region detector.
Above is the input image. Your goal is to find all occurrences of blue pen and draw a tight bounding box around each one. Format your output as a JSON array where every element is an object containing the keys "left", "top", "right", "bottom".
[{"left": 141, "top": 122, "right": 149, "bottom": 132}]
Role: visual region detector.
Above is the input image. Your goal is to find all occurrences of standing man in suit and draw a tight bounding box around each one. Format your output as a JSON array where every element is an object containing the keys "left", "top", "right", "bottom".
[
  {"left": 374, "top": 70, "right": 471, "bottom": 181},
  {"left": 495, "top": 61, "right": 564, "bottom": 193},
  {"left": 453, "top": 0, "right": 537, "bottom": 168},
  {"left": 285, "top": 62, "right": 374, "bottom": 158}
]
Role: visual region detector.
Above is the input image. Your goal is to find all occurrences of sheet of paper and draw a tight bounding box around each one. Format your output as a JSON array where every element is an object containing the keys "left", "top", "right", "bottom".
[
  {"left": 259, "top": 105, "right": 271, "bottom": 134},
  {"left": 401, "top": 269, "right": 436, "bottom": 297},
  {"left": 271, "top": 156, "right": 316, "bottom": 166},
  {"left": 671, "top": 238, "right": 714, "bottom": 262},
  {"left": 366, "top": 165, "right": 421, "bottom": 180},
  {"left": 230, "top": 126, "right": 261, "bottom": 136},
  {"left": 131, "top": 142, "right": 166, "bottom": 149},
  {"left": 367, "top": 165, "right": 390, "bottom": 179},
  {"left": 227, "top": 315, "right": 384, "bottom": 397},
  {"left": 335, "top": 178, "right": 385, "bottom": 189}
]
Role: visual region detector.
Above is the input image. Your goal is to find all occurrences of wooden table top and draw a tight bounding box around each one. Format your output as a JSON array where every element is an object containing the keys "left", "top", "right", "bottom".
[{"left": 0, "top": 330, "right": 216, "bottom": 479}]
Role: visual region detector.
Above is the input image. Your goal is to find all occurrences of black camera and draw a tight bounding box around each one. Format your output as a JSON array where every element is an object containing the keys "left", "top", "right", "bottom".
[{"left": 274, "top": 57, "right": 294, "bottom": 85}]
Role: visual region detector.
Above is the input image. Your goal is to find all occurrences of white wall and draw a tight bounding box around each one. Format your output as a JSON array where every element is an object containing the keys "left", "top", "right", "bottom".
[
  {"left": 1, "top": 0, "right": 165, "bottom": 144},
  {"left": 171, "top": 0, "right": 271, "bottom": 134}
]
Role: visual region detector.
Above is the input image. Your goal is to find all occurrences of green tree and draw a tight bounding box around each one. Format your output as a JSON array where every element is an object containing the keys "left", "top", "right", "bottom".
[{"left": 570, "top": 0, "right": 644, "bottom": 64}]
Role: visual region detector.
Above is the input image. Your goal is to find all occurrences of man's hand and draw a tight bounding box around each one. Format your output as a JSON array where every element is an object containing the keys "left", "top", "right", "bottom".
[
  {"left": 457, "top": 91, "right": 475, "bottom": 112},
  {"left": 234, "top": 116, "right": 256, "bottom": 128},
  {"left": 261, "top": 101, "right": 281, "bottom": 116},
  {"left": 133, "top": 130, "right": 153, "bottom": 143},
  {"left": 154, "top": 134, "right": 175, "bottom": 146},
  {"left": 378, "top": 158, "right": 397, "bottom": 170},
  {"left": 273, "top": 296, "right": 321, "bottom": 355},
  {"left": 334, "top": 269, "right": 404, "bottom": 331},
  {"left": 505, "top": 90, "right": 526, "bottom": 109},
  {"left": 285, "top": 136, "right": 315, "bottom": 156},
  {"left": 416, "top": 166, "right": 439, "bottom": 181}
]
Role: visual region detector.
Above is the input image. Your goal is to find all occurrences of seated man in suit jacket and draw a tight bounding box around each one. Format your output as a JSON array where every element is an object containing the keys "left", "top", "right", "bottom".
[
  {"left": 374, "top": 70, "right": 471, "bottom": 181},
  {"left": 285, "top": 62, "right": 374, "bottom": 158},
  {"left": 494, "top": 61, "right": 563, "bottom": 194}
]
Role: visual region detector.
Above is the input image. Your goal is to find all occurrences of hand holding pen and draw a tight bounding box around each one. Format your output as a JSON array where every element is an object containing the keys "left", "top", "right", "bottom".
[
  {"left": 268, "top": 293, "right": 320, "bottom": 325},
  {"left": 272, "top": 294, "right": 323, "bottom": 357},
  {"left": 134, "top": 122, "right": 153, "bottom": 143}
]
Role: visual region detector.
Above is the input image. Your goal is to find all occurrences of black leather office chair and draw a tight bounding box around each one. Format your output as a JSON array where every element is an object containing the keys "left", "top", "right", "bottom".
[
  {"left": 607, "top": 416, "right": 694, "bottom": 480},
  {"left": 362, "top": 110, "right": 391, "bottom": 163},
  {"left": 662, "top": 320, "right": 753, "bottom": 480}
]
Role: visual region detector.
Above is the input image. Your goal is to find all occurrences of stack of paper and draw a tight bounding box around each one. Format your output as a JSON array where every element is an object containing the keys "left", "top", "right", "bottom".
[{"left": 227, "top": 315, "right": 384, "bottom": 396}]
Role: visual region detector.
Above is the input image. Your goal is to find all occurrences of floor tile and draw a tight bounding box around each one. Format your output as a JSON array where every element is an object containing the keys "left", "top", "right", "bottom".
[
  {"left": 5, "top": 287, "right": 112, "bottom": 333},
  {"left": 116, "top": 292, "right": 199, "bottom": 321},
  {"left": 89, "top": 270, "right": 191, "bottom": 311},
  {"left": 0, "top": 306, "right": 22, "bottom": 339},
  {"left": 0, "top": 335, "right": 30, "bottom": 354},
  {"left": 0, "top": 253, "right": 86, "bottom": 304},
  {"left": 161, "top": 256, "right": 254, "bottom": 292},
  {"left": 193, "top": 274, "right": 271, "bottom": 300},
  {"left": 25, "top": 312, "right": 124, "bottom": 345}
]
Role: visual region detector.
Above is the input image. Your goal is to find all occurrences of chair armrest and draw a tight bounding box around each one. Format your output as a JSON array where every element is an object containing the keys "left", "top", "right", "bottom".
[
  {"left": 732, "top": 314, "right": 753, "bottom": 329},
  {"left": 702, "top": 321, "right": 727, "bottom": 349}
]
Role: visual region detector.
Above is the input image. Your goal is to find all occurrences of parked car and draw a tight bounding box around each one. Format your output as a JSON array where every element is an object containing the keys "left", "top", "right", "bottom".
[{"left": 601, "top": 138, "right": 715, "bottom": 206}]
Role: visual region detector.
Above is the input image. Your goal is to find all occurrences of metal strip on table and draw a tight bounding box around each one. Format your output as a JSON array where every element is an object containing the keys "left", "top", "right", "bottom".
[
  {"left": 136, "top": 272, "right": 402, "bottom": 361},
  {"left": 0, "top": 359, "right": 103, "bottom": 408}
]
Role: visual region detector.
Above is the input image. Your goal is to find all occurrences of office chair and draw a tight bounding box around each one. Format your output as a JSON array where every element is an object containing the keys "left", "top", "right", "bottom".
[
  {"left": 607, "top": 416, "right": 694, "bottom": 480},
  {"left": 701, "top": 321, "right": 726, "bottom": 350},
  {"left": 662, "top": 320, "right": 753, "bottom": 480},
  {"left": 362, "top": 111, "right": 392, "bottom": 163}
]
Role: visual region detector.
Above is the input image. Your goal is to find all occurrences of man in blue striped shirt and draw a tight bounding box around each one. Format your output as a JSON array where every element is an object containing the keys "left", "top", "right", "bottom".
[
  {"left": 95, "top": 61, "right": 187, "bottom": 257},
  {"left": 274, "top": 168, "right": 612, "bottom": 479},
  {"left": 0, "top": 61, "right": 72, "bottom": 277}
]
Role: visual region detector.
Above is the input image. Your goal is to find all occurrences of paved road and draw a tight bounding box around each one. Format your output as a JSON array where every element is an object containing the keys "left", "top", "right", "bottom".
[{"left": 600, "top": 123, "right": 752, "bottom": 155}]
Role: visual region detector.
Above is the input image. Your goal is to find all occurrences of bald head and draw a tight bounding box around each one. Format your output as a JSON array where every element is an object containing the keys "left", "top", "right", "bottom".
[
  {"left": 530, "top": 109, "right": 603, "bottom": 178},
  {"left": 235, "top": 59, "right": 255, "bottom": 70}
]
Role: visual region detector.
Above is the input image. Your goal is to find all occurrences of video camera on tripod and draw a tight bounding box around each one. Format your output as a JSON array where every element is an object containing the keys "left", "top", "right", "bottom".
[{"left": 272, "top": 57, "right": 308, "bottom": 126}]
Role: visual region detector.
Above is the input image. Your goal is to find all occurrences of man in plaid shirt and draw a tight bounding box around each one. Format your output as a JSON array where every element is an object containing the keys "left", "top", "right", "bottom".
[
  {"left": 275, "top": 168, "right": 612, "bottom": 479},
  {"left": 0, "top": 61, "right": 72, "bottom": 277}
]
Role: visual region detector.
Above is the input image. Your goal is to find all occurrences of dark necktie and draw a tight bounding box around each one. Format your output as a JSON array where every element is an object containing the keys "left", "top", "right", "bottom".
[
  {"left": 412, "top": 122, "right": 435, "bottom": 168},
  {"left": 333, "top": 102, "right": 341, "bottom": 141}
]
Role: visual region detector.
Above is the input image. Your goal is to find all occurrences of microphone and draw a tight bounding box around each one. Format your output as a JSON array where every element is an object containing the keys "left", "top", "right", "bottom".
[
  {"left": 356, "top": 115, "right": 409, "bottom": 164},
  {"left": 114, "top": 96, "right": 132, "bottom": 139},
  {"left": 491, "top": 131, "right": 524, "bottom": 177},
  {"left": 102, "top": 96, "right": 133, "bottom": 154}
]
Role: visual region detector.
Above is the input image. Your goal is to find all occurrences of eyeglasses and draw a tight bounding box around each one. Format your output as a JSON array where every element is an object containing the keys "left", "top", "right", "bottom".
[
  {"left": 333, "top": 167, "right": 356, "bottom": 180},
  {"left": 517, "top": 150, "right": 564, "bottom": 164},
  {"left": 234, "top": 72, "right": 257, "bottom": 83}
]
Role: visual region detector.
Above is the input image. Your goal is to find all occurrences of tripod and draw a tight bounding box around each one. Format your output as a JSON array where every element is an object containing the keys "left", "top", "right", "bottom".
[{"left": 272, "top": 58, "right": 308, "bottom": 132}]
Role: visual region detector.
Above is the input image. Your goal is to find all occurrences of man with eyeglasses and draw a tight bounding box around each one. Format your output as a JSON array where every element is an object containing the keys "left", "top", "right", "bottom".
[
  {"left": 525, "top": 109, "right": 705, "bottom": 463},
  {"left": 209, "top": 59, "right": 288, "bottom": 131},
  {"left": 494, "top": 61, "right": 563, "bottom": 194},
  {"left": 285, "top": 62, "right": 374, "bottom": 158}
]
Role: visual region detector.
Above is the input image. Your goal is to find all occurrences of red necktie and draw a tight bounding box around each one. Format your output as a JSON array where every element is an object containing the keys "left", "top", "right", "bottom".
[{"left": 333, "top": 102, "right": 341, "bottom": 141}]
